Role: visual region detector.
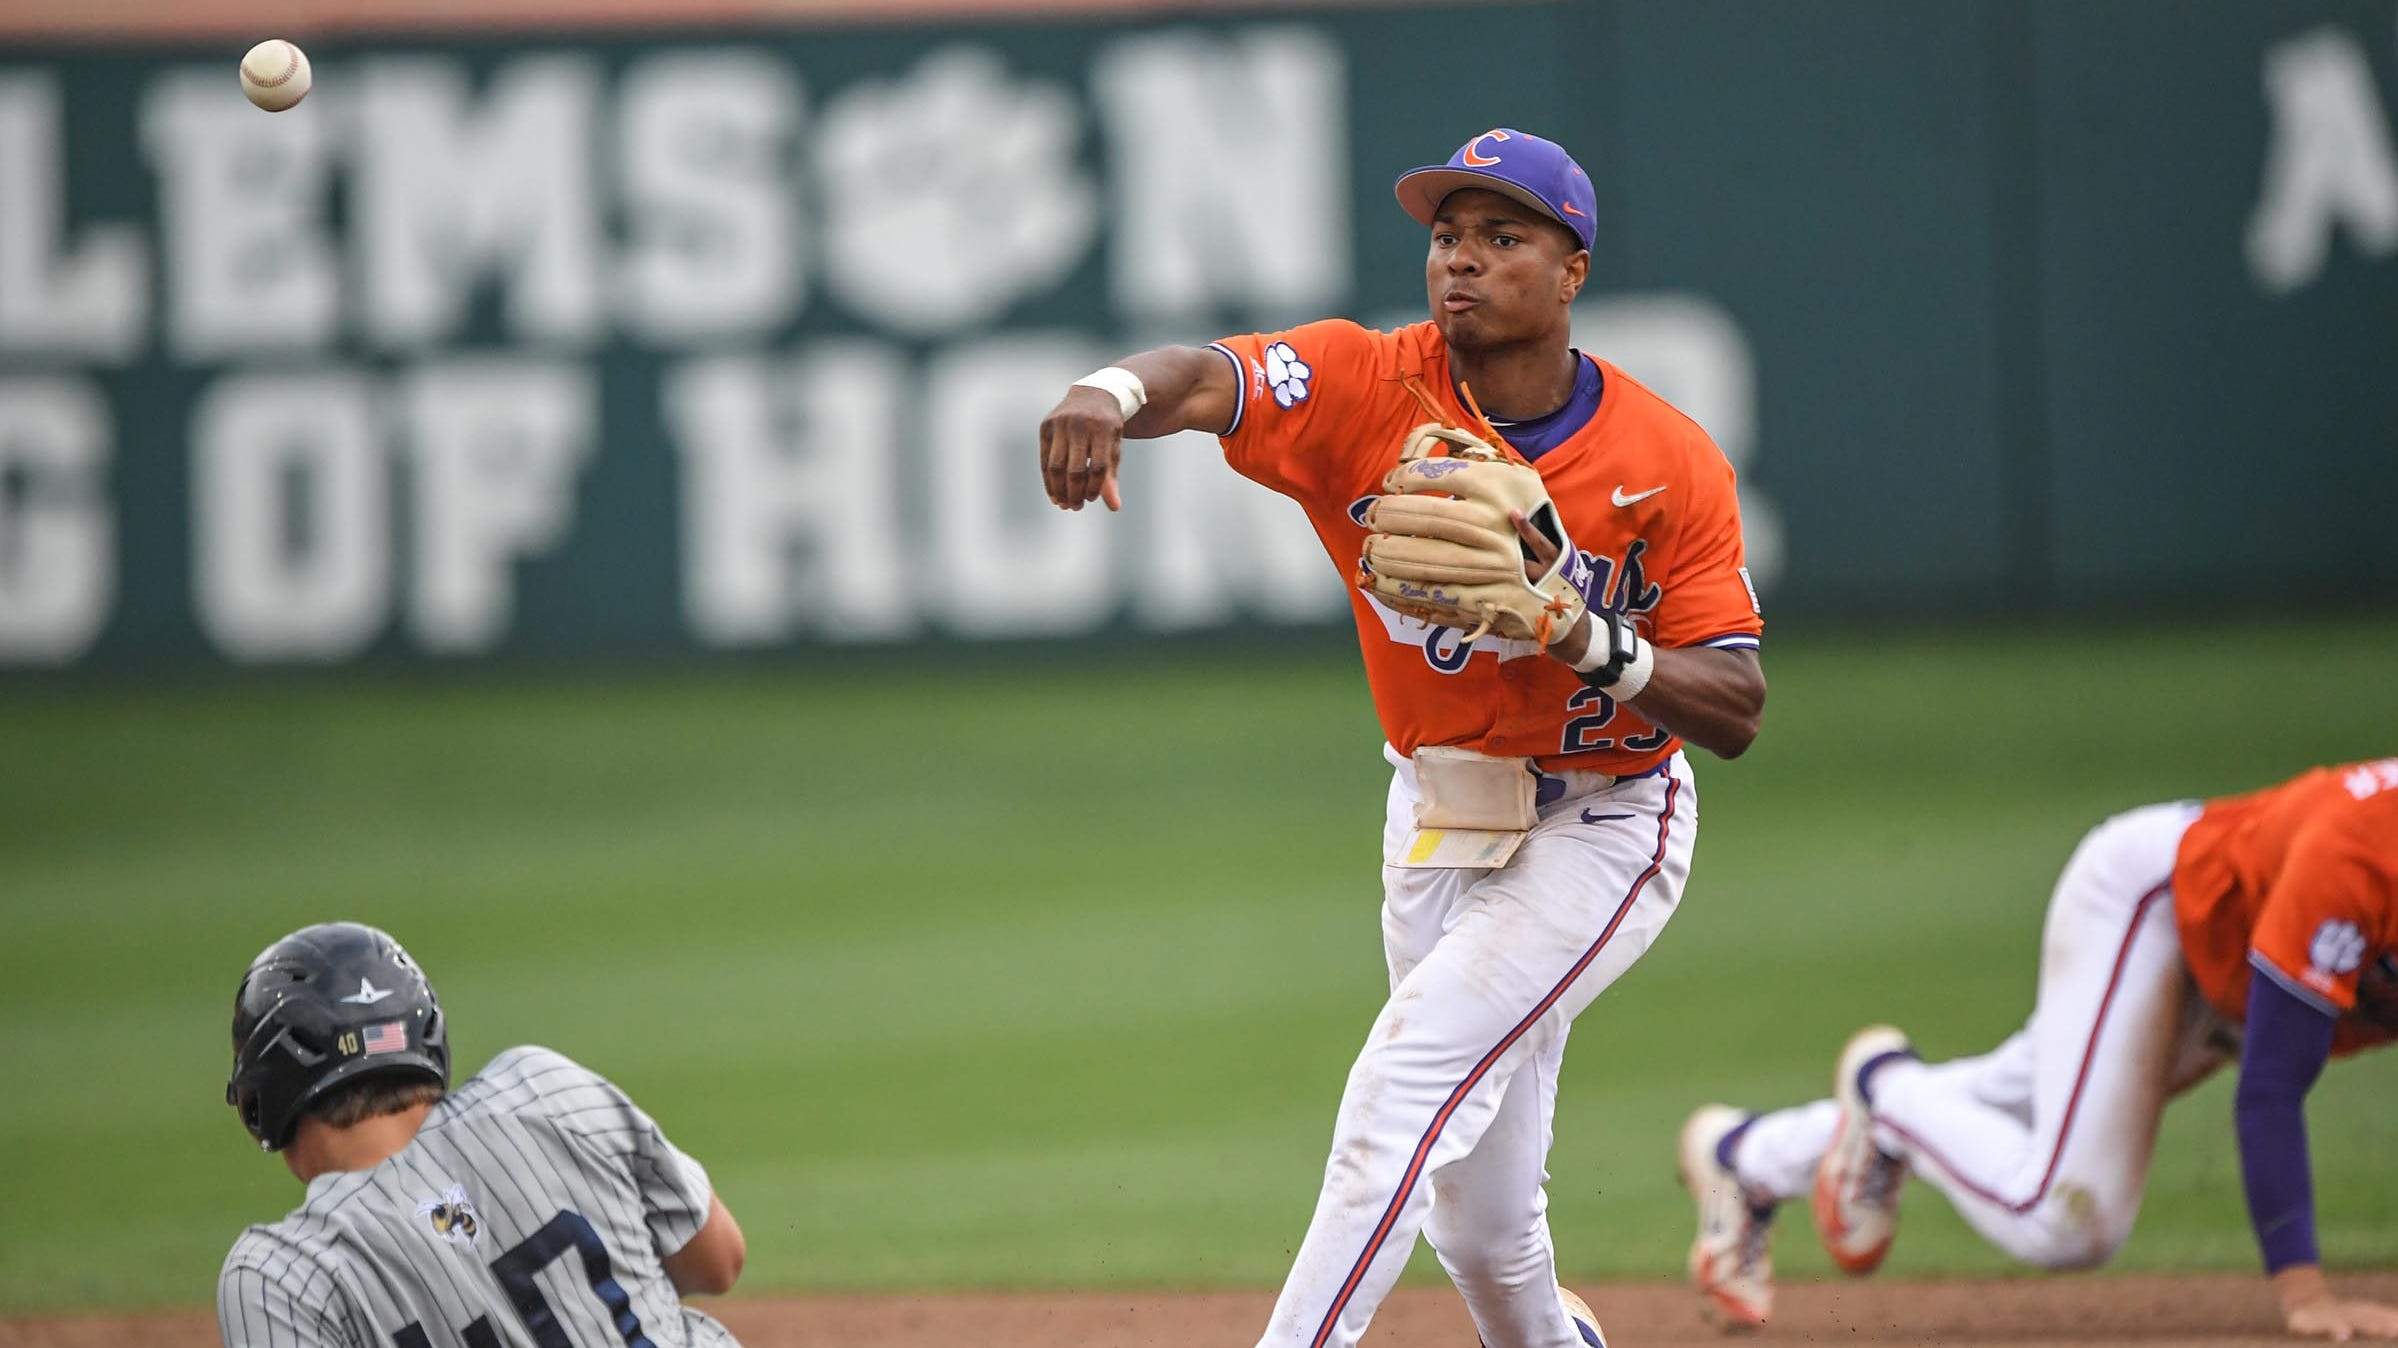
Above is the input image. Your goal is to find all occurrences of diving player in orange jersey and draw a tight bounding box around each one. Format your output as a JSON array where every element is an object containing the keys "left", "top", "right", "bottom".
[
  {"left": 1680, "top": 759, "right": 2398, "bottom": 1340},
  {"left": 1037, "top": 128, "right": 1765, "bottom": 1348}
]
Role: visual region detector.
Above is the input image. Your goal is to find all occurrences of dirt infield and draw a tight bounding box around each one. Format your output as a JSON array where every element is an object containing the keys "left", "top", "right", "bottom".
[
  {"left": 18, "top": 1266, "right": 2398, "bottom": 1333},
  {"left": 9, "top": 1273, "right": 2396, "bottom": 1348}
]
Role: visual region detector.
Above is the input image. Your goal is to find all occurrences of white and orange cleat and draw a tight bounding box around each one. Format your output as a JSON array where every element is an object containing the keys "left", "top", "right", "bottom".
[
  {"left": 1557, "top": 1285, "right": 1608, "bottom": 1348},
  {"left": 1812, "top": 1025, "right": 1915, "bottom": 1277},
  {"left": 1677, "top": 1104, "right": 1774, "bottom": 1329}
]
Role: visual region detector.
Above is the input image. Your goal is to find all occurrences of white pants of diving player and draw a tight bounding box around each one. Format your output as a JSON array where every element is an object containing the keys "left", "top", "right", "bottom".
[
  {"left": 1728, "top": 800, "right": 2233, "bottom": 1271},
  {"left": 1255, "top": 750, "right": 1698, "bottom": 1348}
]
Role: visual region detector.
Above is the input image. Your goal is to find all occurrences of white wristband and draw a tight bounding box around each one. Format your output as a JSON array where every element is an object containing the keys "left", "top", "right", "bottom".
[
  {"left": 1600, "top": 636, "right": 1656, "bottom": 701},
  {"left": 1073, "top": 366, "right": 1148, "bottom": 423},
  {"left": 1571, "top": 620, "right": 1654, "bottom": 701},
  {"left": 1568, "top": 615, "right": 1622, "bottom": 674}
]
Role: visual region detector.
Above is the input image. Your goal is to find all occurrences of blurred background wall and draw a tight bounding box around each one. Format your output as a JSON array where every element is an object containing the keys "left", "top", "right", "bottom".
[{"left": 3, "top": 0, "right": 2393, "bottom": 671}]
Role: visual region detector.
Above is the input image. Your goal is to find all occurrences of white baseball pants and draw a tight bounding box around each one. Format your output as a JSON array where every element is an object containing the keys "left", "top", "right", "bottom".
[
  {"left": 1255, "top": 750, "right": 1698, "bottom": 1348},
  {"left": 1730, "top": 800, "right": 2227, "bottom": 1270}
]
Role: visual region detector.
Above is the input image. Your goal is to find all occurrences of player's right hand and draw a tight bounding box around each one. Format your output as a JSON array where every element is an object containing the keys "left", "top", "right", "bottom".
[
  {"left": 2285, "top": 1296, "right": 2398, "bottom": 1340},
  {"left": 1039, "top": 386, "right": 1125, "bottom": 512}
]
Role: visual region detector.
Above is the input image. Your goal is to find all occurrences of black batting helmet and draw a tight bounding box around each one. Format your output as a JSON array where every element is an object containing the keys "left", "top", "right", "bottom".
[{"left": 226, "top": 922, "right": 450, "bottom": 1151}]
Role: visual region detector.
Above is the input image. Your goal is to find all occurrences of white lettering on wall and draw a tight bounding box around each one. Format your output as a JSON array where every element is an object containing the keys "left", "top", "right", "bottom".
[
  {"left": 1093, "top": 29, "right": 1349, "bottom": 321},
  {"left": 3, "top": 27, "right": 1811, "bottom": 666},
  {"left": 143, "top": 72, "right": 339, "bottom": 357},
  {"left": 817, "top": 50, "right": 1097, "bottom": 336},
  {"left": 355, "top": 57, "right": 603, "bottom": 347},
  {"left": 619, "top": 52, "right": 806, "bottom": 342},
  {"left": 0, "top": 74, "right": 147, "bottom": 361},
  {"left": 2248, "top": 24, "right": 2398, "bottom": 295},
  {"left": 192, "top": 373, "right": 387, "bottom": 662},
  {"left": 402, "top": 359, "right": 594, "bottom": 652},
  {"left": 925, "top": 337, "right": 1111, "bottom": 636},
  {"left": 1126, "top": 428, "right": 1346, "bottom": 628},
  {"left": 666, "top": 347, "right": 909, "bottom": 644},
  {"left": 0, "top": 378, "right": 113, "bottom": 662}
]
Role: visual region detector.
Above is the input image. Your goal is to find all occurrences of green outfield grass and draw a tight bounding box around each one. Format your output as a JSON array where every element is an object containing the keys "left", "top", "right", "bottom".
[{"left": 3, "top": 615, "right": 2395, "bottom": 1312}]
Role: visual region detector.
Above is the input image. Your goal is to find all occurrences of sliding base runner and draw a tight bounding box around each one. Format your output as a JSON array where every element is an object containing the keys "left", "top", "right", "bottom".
[{"left": 218, "top": 922, "right": 748, "bottom": 1348}]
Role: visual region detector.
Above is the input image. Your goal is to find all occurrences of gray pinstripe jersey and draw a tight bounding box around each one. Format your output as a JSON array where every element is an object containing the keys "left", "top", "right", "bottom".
[{"left": 217, "top": 1046, "right": 740, "bottom": 1348}]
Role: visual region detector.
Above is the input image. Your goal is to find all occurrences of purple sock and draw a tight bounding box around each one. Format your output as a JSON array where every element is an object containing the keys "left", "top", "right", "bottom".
[
  {"left": 1715, "top": 1114, "right": 1758, "bottom": 1175},
  {"left": 1714, "top": 1114, "right": 1776, "bottom": 1212},
  {"left": 1856, "top": 1048, "right": 1919, "bottom": 1107}
]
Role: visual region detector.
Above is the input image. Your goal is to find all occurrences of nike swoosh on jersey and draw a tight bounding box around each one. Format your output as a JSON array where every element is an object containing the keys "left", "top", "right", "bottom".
[
  {"left": 1580, "top": 810, "right": 1634, "bottom": 824},
  {"left": 1612, "top": 485, "right": 1667, "bottom": 507}
]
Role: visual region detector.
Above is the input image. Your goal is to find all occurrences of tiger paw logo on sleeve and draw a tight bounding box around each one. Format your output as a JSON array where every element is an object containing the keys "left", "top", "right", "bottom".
[
  {"left": 2342, "top": 758, "right": 2398, "bottom": 800},
  {"left": 2311, "top": 919, "right": 2368, "bottom": 982},
  {"left": 1263, "top": 341, "right": 1313, "bottom": 408}
]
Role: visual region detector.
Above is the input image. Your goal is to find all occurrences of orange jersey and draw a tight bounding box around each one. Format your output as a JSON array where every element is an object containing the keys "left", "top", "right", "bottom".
[
  {"left": 2173, "top": 759, "right": 2398, "bottom": 1055},
  {"left": 1209, "top": 319, "right": 1761, "bottom": 775}
]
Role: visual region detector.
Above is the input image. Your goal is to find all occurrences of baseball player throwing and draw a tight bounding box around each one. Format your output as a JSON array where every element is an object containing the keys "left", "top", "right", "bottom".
[
  {"left": 1678, "top": 759, "right": 2398, "bottom": 1339},
  {"left": 1038, "top": 128, "right": 1766, "bottom": 1348},
  {"left": 218, "top": 922, "right": 748, "bottom": 1347}
]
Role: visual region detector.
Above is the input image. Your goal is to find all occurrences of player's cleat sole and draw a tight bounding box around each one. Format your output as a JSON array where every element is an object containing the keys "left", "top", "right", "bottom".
[
  {"left": 1558, "top": 1286, "right": 1608, "bottom": 1348},
  {"left": 1677, "top": 1104, "right": 1773, "bottom": 1330},
  {"left": 1812, "top": 1025, "right": 1914, "bottom": 1277}
]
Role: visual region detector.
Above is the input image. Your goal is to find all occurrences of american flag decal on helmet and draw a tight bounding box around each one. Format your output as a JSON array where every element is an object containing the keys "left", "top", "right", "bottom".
[{"left": 362, "top": 1020, "right": 410, "bottom": 1054}]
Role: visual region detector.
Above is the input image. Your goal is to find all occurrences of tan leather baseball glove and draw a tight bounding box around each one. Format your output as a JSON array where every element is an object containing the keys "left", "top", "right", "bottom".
[{"left": 1357, "top": 423, "right": 1589, "bottom": 645}]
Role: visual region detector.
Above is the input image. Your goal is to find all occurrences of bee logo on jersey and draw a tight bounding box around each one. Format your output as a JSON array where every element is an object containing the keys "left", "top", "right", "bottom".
[
  {"left": 416, "top": 1184, "right": 481, "bottom": 1248},
  {"left": 1263, "top": 342, "right": 1313, "bottom": 408}
]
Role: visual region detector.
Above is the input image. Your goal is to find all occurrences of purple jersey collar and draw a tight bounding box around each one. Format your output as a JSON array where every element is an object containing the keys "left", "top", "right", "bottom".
[{"left": 1482, "top": 352, "right": 1603, "bottom": 461}]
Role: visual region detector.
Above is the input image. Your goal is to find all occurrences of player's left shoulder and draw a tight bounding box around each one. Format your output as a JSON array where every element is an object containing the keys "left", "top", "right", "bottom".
[
  {"left": 445, "top": 1044, "right": 623, "bottom": 1119},
  {"left": 1595, "top": 357, "right": 1732, "bottom": 464}
]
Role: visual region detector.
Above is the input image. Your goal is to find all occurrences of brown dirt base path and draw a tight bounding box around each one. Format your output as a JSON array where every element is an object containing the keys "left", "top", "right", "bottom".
[{"left": 8, "top": 1273, "right": 2397, "bottom": 1348}]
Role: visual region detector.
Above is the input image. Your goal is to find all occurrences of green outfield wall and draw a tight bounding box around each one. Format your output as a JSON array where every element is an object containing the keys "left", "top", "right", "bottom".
[{"left": 1, "top": 0, "right": 2393, "bottom": 667}]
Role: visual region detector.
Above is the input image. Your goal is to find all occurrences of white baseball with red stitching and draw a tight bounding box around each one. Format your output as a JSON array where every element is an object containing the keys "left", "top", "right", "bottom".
[{"left": 239, "top": 39, "right": 313, "bottom": 113}]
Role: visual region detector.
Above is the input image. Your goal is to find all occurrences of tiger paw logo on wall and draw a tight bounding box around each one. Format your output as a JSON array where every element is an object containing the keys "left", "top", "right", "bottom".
[
  {"left": 1263, "top": 341, "right": 1313, "bottom": 408},
  {"left": 416, "top": 1184, "right": 481, "bottom": 1249}
]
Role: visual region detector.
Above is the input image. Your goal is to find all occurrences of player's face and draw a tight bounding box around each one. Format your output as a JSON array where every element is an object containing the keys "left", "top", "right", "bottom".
[{"left": 1425, "top": 189, "right": 1587, "bottom": 351}]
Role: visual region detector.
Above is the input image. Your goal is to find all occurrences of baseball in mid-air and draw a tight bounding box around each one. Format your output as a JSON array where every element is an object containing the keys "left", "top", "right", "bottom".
[{"left": 239, "top": 39, "right": 312, "bottom": 112}]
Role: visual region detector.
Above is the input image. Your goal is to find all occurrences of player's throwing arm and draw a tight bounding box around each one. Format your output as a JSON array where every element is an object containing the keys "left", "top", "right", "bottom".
[{"left": 1037, "top": 347, "right": 1240, "bottom": 513}]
